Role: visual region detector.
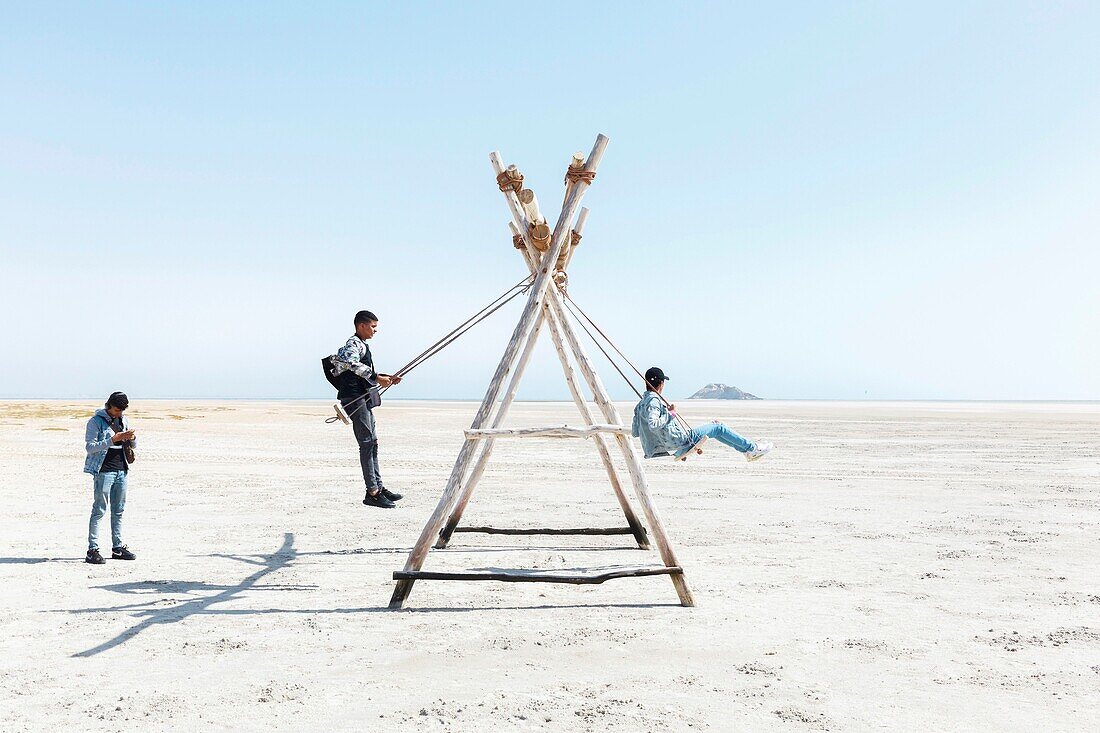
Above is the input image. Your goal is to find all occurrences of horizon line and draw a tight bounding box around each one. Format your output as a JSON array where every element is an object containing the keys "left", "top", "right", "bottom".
[{"left": 3, "top": 397, "right": 1099, "bottom": 405}]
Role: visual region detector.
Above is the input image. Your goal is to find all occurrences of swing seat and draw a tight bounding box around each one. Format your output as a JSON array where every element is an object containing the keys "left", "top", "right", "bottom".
[{"left": 674, "top": 435, "right": 708, "bottom": 461}]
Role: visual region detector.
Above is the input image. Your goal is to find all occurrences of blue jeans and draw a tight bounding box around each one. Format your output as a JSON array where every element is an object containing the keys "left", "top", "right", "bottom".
[
  {"left": 676, "top": 422, "right": 754, "bottom": 457},
  {"left": 89, "top": 471, "right": 127, "bottom": 551}
]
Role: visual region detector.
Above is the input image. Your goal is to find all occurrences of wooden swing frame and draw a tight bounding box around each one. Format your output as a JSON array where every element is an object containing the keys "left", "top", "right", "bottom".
[{"left": 388, "top": 134, "right": 694, "bottom": 609}]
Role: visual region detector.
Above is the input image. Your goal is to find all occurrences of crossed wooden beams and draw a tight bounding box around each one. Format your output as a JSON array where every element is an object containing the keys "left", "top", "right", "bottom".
[{"left": 388, "top": 134, "right": 694, "bottom": 609}]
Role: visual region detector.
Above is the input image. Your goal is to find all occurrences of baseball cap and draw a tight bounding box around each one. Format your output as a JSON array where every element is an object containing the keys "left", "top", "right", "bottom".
[{"left": 644, "top": 367, "right": 669, "bottom": 389}]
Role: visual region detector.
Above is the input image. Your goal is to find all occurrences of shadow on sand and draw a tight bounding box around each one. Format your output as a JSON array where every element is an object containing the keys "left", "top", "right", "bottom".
[
  {"left": 65, "top": 535, "right": 676, "bottom": 655},
  {"left": 70, "top": 532, "right": 302, "bottom": 657}
]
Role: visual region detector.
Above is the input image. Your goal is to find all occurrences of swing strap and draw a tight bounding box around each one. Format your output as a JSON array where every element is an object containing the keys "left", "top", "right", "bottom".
[
  {"left": 327, "top": 274, "right": 535, "bottom": 424},
  {"left": 559, "top": 290, "right": 694, "bottom": 435},
  {"left": 383, "top": 273, "right": 535, "bottom": 390}
]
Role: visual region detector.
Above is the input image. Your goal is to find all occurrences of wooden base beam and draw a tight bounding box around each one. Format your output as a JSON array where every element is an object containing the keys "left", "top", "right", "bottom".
[
  {"left": 393, "top": 565, "right": 681, "bottom": 585},
  {"left": 452, "top": 526, "right": 641, "bottom": 537}
]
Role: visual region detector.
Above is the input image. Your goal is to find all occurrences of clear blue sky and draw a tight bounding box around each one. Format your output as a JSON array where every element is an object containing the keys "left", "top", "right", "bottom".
[{"left": 2, "top": 2, "right": 1098, "bottom": 400}]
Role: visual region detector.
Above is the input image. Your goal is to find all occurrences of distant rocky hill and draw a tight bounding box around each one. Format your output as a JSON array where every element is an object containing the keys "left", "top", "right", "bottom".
[{"left": 687, "top": 383, "right": 761, "bottom": 400}]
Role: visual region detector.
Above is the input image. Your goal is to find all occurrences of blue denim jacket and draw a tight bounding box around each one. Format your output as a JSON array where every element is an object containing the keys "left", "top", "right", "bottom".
[
  {"left": 84, "top": 409, "right": 135, "bottom": 475},
  {"left": 632, "top": 391, "right": 692, "bottom": 458}
]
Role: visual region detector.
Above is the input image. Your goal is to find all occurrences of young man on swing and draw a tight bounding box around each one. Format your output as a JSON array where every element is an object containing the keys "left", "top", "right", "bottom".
[
  {"left": 329, "top": 310, "right": 404, "bottom": 508},
  {"left": 632, "top": 367, "right": 774, "bottom": 461}
]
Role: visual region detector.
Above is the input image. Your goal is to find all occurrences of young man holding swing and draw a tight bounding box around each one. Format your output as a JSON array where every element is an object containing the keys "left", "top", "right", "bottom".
[
  {"left": 329, "top": 310, "right": 404, "bottom": 509},
  {"left": 632, "top": 367, "right": 774, "bottom": 461}
]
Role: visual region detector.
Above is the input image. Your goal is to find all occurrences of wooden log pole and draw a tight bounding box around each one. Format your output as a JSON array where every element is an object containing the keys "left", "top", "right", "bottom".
[
  {"left": 574, "top": 206, "right": 591, "bottom": 235},
  {"left": 438, "top": 153, "right": 631, "bottom": 551},
  {"left": 490, "top": 154, "right": 537, "bottom": 260},
  {"left": 465, "top": 424, "right": 631, "bottom": 439},
  {"left": 519, "top": 189, "right": 552, "bottom": 250},
  {"left": 394, "top": 565, "right": 682, "bottom": 585},
  {"left": 453, "top": 526, "right": 635, "bottom": 536},
  {"left": 554, "top": 154, "right": 586, "bottom": 267},
  {"left": 561, "top": 151, "right": 586, "bottom": 210},
  {"left": 544, "top": 288, "right": 695, "bottom": 606},
  {"left": 517, "top": 188, "right": 545, "bottom": 225},
  {"left": 434, "top": 305, "right": 549, "bottom": 549},
  {"left": 500, "top": 223, "right": 650, "bottom": 550},
  {"left": 389, "top": 134, "right": 609, "bottom": 608},
  {"left": 560, "top": 206, "right": 590, "bottom": 272},
  {"left": 438, "top": 164, "right": 646, "bottom": 552}
]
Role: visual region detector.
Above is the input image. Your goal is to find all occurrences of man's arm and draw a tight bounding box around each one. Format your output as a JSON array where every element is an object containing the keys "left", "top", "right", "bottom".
[
  {"left": 85, "top": 417, "right": 113, "bottom": 457},
  {"left": 84, "top": 413, "right": 127, "bottom": 453},
  {"left": 645, "top": 399, "right": 668, "bottom": 430},
  {"left": 333, "top": 339, "right": 376, "bottom": 381}
]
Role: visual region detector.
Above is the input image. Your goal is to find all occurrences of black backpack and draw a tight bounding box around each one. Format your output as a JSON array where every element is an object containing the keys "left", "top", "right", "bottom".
[
  {"left": 322, "top": 356, "right": 382, "bottom": 408},
  {"left": 321, "top": 356, "right": 341, "bottom": 390}
]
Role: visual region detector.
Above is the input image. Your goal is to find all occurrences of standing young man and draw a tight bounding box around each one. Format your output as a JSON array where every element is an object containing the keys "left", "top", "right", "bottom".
[
  {"left": 329, "top": 310, "right": 404, "bottom": 508},
  {"left": 84, "top": 391, "right": 137, "bottom": 564},
  {"left": 632, "top": 367, "right": 774, "bottom": 461}
]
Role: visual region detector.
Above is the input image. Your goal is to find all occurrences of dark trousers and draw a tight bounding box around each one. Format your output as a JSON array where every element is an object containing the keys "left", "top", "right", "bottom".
[{"left": 346, "top": 401, "right": 383, "bottom": 490}]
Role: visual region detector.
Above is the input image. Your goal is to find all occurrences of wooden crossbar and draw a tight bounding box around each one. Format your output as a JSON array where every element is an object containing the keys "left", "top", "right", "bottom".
[
  {"left": 452, "top": 526, "right": 639, "bottom": 536},
  {"left": 393, "top": 565, "right": 682, "bottom": 585},
  {"left": 464, "top": 424, "right": 631, "bottom": 440}
]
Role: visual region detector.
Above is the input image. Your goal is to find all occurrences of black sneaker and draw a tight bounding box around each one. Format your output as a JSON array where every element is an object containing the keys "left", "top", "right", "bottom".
[
  {"left": 380, "top": 488, "right": 403, "bottom": 502},
  {"left": 85, "top": 549, "right": 106, "bottom": 565},
  {"left": 363, "top": 490, "right": 396, "bottom": 509},
  {"left": 112, "top": 546, "right": 136, "bottom": 561}
]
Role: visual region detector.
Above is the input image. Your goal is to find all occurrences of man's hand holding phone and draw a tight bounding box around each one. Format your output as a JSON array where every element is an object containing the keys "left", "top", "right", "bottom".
[{"left": 112, "top": 429, "right": 136, "bottom": 444}]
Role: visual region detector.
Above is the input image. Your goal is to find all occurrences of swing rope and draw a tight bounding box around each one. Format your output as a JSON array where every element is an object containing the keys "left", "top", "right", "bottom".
[
  {"left": 382, "top": 273, "right": 535, "bottom": 392},
  {"left": 330, "top": 272, "right": 691, "bottom": 438},
  {"left": 559, "top": 290, "right": 694, "bottom": 434},
  {"left": 327, "top": 274, "right": 535, "bottom": 424}
]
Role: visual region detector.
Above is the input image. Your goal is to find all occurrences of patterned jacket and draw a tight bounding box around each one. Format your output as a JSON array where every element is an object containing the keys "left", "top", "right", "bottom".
[{"left": 330, "top": 335, "right": 377, "bottom": 399}]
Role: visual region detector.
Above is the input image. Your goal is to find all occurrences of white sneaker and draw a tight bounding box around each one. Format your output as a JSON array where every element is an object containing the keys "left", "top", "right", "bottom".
[{"left": 745, "top": 441, "right": 773, "bottom": 461}]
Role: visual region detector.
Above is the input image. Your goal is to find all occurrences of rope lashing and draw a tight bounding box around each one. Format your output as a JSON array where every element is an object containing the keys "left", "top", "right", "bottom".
[
  {"left": 496, "top": 167, "right": 524, "bottom": 194},
  {"left": 559, "top": 291, "right": 694, "bottom": 434},
  {"left": 564, "top": 168, "right": 596, "bottom": 186},
  {"left": 513, "top": 228, "right": 578, "bottom": 255},
  {"left": 554, "top": 229, "right": 582, "bottom": 271},
  {"left": 528, "top": 222, "right": 552, "bottom": 252}
]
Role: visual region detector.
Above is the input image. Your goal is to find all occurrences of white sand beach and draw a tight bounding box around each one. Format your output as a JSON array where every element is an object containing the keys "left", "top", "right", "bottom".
[{"left": 1, "top": 399, "right": 1097, "bottom": 731}]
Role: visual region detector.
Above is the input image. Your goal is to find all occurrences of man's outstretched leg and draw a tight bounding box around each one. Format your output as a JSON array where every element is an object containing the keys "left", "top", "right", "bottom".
[{"left": 688, "top": 421, "right": 774, "bottom": 461}]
